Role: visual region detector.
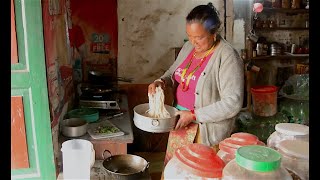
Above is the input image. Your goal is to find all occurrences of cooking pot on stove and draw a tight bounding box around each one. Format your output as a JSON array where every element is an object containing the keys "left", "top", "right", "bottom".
[
  {"left": 133, "top": 103, "right": 178, "bottom": 133},
  {"left": 102, "top": 150, "right": 149, "bottom": 180}
]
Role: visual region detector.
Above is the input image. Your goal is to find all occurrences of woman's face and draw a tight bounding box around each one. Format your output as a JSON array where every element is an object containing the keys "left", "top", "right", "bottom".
[{"left": 186, "top": 22, "right": 215, "bottom": 53}]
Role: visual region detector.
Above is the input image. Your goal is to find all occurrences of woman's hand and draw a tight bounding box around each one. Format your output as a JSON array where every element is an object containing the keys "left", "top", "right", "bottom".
[
  {"left": 148, "top": 80, "right": 165, "bottom": 95},
  {"left": 174, "top": 110, "right": 195, "bottom": 130}
]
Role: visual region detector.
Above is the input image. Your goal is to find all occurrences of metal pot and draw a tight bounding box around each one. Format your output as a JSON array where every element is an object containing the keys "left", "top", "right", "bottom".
[
  {"left": 102, "top": 150, "right": 149, "bottom": 180},
  {"left": 133, "top": 103, "right": 178, "bottom": 133},
  {"left": 60, "top": 118, "right": 88, "bottom": 137}
]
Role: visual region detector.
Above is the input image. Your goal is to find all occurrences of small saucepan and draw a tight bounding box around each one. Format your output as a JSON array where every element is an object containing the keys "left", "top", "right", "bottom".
[{"left": 101, "top": 150, "right": 150, "bottom": 180}]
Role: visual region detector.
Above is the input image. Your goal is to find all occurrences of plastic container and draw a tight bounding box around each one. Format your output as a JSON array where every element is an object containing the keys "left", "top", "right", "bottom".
[
  {"left": 217, "top": 132, "right": 265, "bottom": 164},
  {"left": 67, "top": 108, "right": 99, "bottom": 123},
  {"left": 267, "top": 123, "right": 309, "bottom": 150},
  {"left": 164, "top": 143, "right": 225, "bottom": 179},
  {"left": 236, "top": 111, "right": 289, "bottom": 143},
  {"left": 222, "top": 145, "right": 292, "bottom": 180},
  {"left": 61, "top": 139, "right": 95, "bottom": 179},
  {"left": 277, "top": 140, "right": 309, "bottom": 180},
  {"left": 251, "top": 85, "right": 278, "bottom": 117}
]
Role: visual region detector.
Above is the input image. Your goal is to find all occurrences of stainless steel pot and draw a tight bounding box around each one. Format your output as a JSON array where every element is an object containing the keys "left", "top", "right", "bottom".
[
  {"left": 102, "top": 150, "right": 149, "bottom": 180},
  {"left": 60, "top": 118, "right": 88, "bottom": 137},
  {"left": 133, "top": 103, "right": 178, "bottom": 133}
]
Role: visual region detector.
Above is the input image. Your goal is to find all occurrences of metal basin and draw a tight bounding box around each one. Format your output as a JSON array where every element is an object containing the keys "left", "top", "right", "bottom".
[
  {"left": 102, "top": 153, "right": 149, "bottom": 180},
  {"left": 60, "top": 118, "right": 88, "bottom": 137},
  {"left": 133, "top": 103, "right": 178, "bottom": 133}
]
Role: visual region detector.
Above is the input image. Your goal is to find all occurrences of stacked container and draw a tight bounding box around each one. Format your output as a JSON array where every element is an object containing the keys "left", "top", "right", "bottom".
[
  {"left": 164, "top": 143, "right": 225, "bottom": 180},
  {"left": 217, "top": 132, "right": 265, "bottom": 164},
  {"left": 222, "top": 145, "right": 292, "bottom": 180},
  {"left": 277, "top": 140, "right": 309, "bottom": 180},
  {"left": 267, "top": 123, "right": 309, "bottom": 150}
]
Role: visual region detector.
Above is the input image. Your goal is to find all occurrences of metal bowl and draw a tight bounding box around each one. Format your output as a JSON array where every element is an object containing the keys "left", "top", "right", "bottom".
[
  {"left": 60, "top": 118, "right": 88, "bottom": 137},
  {"left": 133, "top": 103, "right": 178, "bottom": 133}
]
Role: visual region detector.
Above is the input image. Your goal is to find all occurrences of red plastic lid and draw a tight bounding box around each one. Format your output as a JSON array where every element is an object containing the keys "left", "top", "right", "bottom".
[
  {"left": 251, "top": 85, "right": 278, "bottom": 93},
  {"left": 219, "top": 132, "right": 264, "bottom": 155},
  {"left": 175, "top": 143, "right": 225, "bottom": 178}
]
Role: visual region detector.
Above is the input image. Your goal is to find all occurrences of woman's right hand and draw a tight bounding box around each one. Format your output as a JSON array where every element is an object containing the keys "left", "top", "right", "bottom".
[{"left": 148, "top": 80, "right": 165, "bottom": 95}]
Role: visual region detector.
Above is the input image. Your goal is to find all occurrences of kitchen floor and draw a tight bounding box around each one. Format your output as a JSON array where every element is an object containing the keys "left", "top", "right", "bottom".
[{"left": 132, "top": 152, "right": 166, "bottom": 180}]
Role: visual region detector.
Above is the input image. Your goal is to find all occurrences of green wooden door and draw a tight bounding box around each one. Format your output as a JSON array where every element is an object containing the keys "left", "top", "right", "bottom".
[{"left": 11, "top": 0, "right": 56, "bottom": 179}]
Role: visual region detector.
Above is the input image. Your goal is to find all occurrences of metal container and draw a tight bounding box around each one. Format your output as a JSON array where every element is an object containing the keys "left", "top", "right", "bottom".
[
  {"left": 133, "top": 103, "right": 178, "bottom": 133},
  {"left": 102, "top": 152, "right": 149, "bottom": 180},
  {"left": 60, "top": 118, "right": 88, "bottom": 137},
  {"left": 270, "top": 43, "right": 282, "bottom": 56}
]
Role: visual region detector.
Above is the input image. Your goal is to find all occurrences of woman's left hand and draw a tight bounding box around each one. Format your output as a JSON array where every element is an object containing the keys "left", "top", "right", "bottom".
[{"left": 174, "top": 110, "right": 195, "bottom": 130}]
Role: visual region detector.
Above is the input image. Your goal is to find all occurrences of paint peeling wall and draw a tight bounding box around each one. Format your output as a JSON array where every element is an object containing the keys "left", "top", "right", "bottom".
[{"left": 117, "top": 0, "right": 225, "bottom": 83}]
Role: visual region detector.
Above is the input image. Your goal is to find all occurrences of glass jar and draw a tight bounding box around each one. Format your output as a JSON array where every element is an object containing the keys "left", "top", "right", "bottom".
[
  {"left": 267, "top": 123, "right": 309, "bottom": 150},
  {"left": 222, "top": 145, "right": 293, "bottom": 180},
  {"left": 278, "top": 140, "right": 309, "bottom": 180},
  {"left": 217, "top": 132, "right": 265, "bottom": 164},
  {"left": 282, "top": 0, "right": 291, "bottom": 8},
  {"left": 279, "top": 97, "right": 309, "bottom": 125},
  {"left": 164, "top": 143, "right": 225, "bottom": 180},
  {"left": 236, "top": 112, "right": 289, "bottom": 143}
]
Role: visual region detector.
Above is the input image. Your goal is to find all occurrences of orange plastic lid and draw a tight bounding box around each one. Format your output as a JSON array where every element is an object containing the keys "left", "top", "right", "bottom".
[
  {"left": 175, "top": 143, "right": 225, "bottom": 178},
  {"left": 219, "top": 132, "right": 265, "bottom": 155},
  {"left": 251, "top": 85, "right": 278, "bottom": 93}
]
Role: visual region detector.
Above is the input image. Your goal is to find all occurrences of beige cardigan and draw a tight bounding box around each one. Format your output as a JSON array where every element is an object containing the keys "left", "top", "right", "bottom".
[{"left": 160, "top": 36, "right": 244, "bottom": 146}]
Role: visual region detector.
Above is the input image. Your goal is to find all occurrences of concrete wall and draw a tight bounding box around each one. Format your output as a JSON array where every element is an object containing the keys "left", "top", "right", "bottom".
[{"left": 117, "top": 0, "right": 226, "bottom": 83}]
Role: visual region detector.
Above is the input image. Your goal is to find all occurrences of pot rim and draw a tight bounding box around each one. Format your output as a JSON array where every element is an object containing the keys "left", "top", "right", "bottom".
[{"left": 102, "top": 154, "right": 149, "bottom": 175}]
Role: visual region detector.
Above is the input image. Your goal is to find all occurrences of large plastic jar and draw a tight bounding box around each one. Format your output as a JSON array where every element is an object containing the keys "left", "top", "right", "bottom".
[
  {"left": 222, "top": 145, "right": 292, "bottom": 180},
  {"left": 251, "top": 85, "right": 278, "bottom": 117},
  {"left": 164, "top": 143, "right": 225, "bottom": 180},
  {"left": 277, "top": 140, "right": 309, "bottom": 180},
  {"left": 267, "top": 123, "right": 309, "bottom": 150},
  {"left": 217, "top": 132, "right": 265, "bottom": 164}
]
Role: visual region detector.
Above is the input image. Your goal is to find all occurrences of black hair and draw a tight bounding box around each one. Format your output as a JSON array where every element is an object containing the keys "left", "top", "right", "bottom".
[{"left": 186, "top": 2, "right": 221, "bottom": 34}]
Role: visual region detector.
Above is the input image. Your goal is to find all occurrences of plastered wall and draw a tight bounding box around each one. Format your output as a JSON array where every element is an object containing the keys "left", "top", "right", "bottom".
[{"left": 117, "top": 0, "right": 225, "bottom": 83}]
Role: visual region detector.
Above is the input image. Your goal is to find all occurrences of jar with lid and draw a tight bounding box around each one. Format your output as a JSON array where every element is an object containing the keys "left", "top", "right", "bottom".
[
  {"left": 282, "top": 0, "right": 291, "bottom": 8},
  {"left": 164, "top": 143, "right": 225, "bottom": 180},
  {"left": 217, "top": 132, "right": 265, "bottom": 164},
  {"left": 267, "top": 123, "right": 309, "bottom": 150},
  {"left": 222, "top": 145, "right": 293, "bottom": 180},
  {"left": 277, "top": 140, "right": 309, "bottom": 180}
]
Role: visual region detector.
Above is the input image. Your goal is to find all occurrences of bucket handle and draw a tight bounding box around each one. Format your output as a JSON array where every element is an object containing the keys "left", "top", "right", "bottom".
[
  {"left": 102, "top": 149, "right": 112, "bottom": 160},
  {"left": 141, "top": 162, "right": 150, "bottom": 173}
]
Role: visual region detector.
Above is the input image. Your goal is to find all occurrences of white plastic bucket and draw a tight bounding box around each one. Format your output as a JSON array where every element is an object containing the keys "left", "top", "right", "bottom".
[{"left": 61, "top": 139, "right": 94, "bottom": 179}]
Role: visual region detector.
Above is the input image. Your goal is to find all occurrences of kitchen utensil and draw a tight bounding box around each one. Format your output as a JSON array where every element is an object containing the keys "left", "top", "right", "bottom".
[
  {"left": 102, "top": 150, "right": 149, "bottom": 180},
  {"left": 61, "top": 139, "right": 95, "bottom": 179},
  {"left": 87, "top": 120, "right": 125, "bottom": 139},
  {"left": 67, "top": 108, "right": 99, "bottom": 123},
  {"left": 133, "top": 103, "right": 178, "bottom": 133},
  {"left": 60, "top": 118, "right": 88, "bottom": 137}
]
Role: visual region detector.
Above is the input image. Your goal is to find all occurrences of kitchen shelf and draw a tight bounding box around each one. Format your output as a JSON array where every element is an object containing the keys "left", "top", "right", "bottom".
[
  {"left": 262, "top": 8, "right": 309, "bottom": 14},
  {"left": 255, "top": 27, "right": 309, "bottom": 31},
  {"left": 251, "top": 54, "right": 309, "bottom": 60}
]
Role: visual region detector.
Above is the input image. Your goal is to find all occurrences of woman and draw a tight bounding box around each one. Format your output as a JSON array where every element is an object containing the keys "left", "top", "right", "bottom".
[{"left": 148, "top": 3, "right": 244, "bottom": 166}]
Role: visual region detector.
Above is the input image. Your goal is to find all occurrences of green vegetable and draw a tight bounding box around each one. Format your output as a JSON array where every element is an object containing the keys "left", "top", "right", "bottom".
[{"left": 94, "top": 125, "right": 119, "bottom": 134}]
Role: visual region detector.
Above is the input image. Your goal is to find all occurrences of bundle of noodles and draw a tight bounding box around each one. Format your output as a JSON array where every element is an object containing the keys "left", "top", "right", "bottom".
[{"left": 145, "top": 86, "right": 171, "bottom": 118}]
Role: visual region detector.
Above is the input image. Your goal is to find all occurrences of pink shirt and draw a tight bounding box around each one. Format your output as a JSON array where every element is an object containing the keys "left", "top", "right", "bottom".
[{"left": 174, "top": 49, "right": 213, "bottom": 110}]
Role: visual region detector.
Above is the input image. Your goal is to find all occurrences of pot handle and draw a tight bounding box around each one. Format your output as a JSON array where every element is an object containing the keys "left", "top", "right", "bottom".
[
  {"left": 141, "top": 162, "right": 150, "bottom": 173},
  {"left": 102, "top": 149, "right": 112, "bottom": 160}
]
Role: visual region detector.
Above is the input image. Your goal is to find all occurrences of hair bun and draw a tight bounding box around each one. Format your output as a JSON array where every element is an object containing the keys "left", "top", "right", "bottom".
[{"left": 207, "top": 2, "right": 214, "bottom": 8}]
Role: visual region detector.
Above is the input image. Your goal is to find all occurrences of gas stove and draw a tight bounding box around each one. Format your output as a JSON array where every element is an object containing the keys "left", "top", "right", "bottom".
[{"left": 78, "top": 83, "right": 121, "bottom": 110}]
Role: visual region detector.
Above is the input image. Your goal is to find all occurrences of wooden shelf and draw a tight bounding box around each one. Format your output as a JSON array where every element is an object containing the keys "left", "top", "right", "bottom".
[
  {"left": 251, "top": 54, "right": 309, "bottom": 60},
  {"left": 255, "top": 27, "right": 309, "bottom": 31},
  {"left": 262, "top": 8, "right": 309, "bottom": 14}
]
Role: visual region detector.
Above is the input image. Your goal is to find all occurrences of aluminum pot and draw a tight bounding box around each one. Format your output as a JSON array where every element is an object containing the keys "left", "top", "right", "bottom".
[
  {"left": 133, "top": 103, "right": 178, "bottom": 133},
  {"left": 60, "top": 118, "right": 88, "bottom": 137},
  {"left": 102, "top": 150, "right": 149, "bottom": 180}
]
